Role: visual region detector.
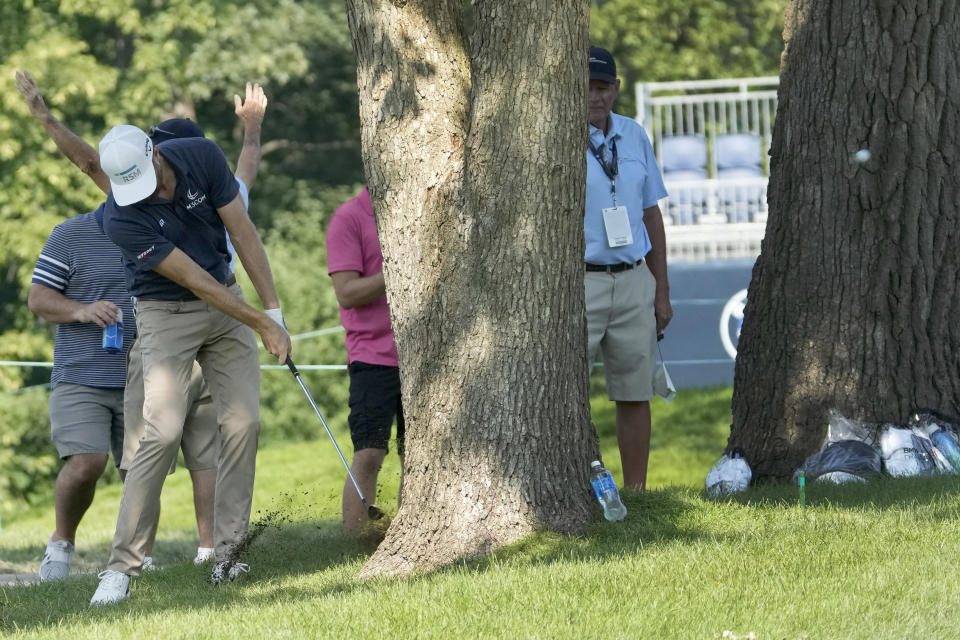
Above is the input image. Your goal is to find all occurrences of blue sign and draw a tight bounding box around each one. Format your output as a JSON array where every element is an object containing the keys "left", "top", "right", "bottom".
[{"left": 660, "top": 258, "right": 754, "bottom": 388}]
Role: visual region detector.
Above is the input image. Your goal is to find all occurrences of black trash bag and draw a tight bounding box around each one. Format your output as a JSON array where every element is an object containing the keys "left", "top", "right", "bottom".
[{"left": 792, "top": 440, "right": 882, "bottom": 484}]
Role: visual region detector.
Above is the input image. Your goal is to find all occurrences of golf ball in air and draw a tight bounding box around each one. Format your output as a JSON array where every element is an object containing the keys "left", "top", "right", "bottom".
[{"left": 854, "top": 149, "right": 871, "bottom": 163}]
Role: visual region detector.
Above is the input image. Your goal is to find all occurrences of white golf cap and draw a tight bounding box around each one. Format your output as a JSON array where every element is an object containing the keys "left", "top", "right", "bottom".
[{"left": 98, "top": 124, "right": 157, "bottom": 206}]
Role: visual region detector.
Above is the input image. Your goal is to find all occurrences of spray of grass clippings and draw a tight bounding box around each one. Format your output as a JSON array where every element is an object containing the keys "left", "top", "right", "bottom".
[
  {"left": 225, "top": 484, "right": 393, "bottom": 567},
  {"left": 226, "top": 507, "right": 293, "bottom": 565},
  {"left": 226, "top": 490, "right": 303, "bottom": 566}
]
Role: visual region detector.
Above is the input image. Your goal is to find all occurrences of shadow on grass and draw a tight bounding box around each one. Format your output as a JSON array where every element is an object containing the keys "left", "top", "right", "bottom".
[
  {"left": 433, "top": 486, "right": 709, "bottom": 576},
  {"left": 7, "top": 475, "right": 960, "bottom": 633},
  {"left": 738, "top": 473, "right": 960, "bottom": 513},
  {"left": 0, "top": 519, "right": 377, "bottom": 632},
  {"left": 432, "top": 473, "right": 960, "bottom": 579},
  {"left": 1, "top": 489, "right": 708, "bottom": 631},
  {"left": 0, "top": 531, "right": 206, "bottom": 576}
]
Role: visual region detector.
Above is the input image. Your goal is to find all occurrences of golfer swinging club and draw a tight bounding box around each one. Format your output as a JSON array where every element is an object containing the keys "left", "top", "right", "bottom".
[
  {"left": 90, "top": 124, "right": 289, "bottom": 606},
  {"left": 15, "top": 70, "right": 270, "bottom": 570}
]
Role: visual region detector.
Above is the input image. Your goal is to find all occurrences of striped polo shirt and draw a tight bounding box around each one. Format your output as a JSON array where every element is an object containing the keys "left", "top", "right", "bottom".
[{"left": 32, "top": 211, "right": 135, "bottom": 388}]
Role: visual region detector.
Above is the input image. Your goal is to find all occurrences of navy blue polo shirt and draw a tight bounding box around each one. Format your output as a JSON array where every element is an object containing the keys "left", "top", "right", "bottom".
[{"left": 101, "top": 137, "right": 240, "bottom": 300}]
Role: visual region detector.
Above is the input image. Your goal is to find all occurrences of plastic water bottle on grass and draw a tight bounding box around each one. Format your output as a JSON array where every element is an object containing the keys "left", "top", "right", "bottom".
[{"left": 590, "top": 461, "right": 627, "bottom": 522}]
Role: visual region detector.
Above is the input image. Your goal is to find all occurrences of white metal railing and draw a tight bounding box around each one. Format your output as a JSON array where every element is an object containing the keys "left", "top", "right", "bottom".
[
  {"left": 661, "top": 177, "right": 768, "bottom": 226},
  {"left": 660, "top": 176, "right": 769, "bottom": 262},
  {"left": 636, "top": 77, "right": 779, "bottom": 261},
  {"left": 663, "top": 222, "right": 766, "bottom": 263},
  {"left": 636, "top": 76, "right": 779, "bottom": 178}
]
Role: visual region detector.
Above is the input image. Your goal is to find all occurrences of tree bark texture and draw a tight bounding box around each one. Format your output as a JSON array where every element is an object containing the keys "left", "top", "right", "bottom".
[
  {"left": 731, "top": 0, "right": 960, "bottom": 479},
  {"left": 344, "top": 0, "right": 595, "bottom": 577}
]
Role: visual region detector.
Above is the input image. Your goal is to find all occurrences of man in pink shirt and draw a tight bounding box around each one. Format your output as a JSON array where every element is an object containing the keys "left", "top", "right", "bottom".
[{"left": 326, "top": 186, "right": 404, "bottom": 535}]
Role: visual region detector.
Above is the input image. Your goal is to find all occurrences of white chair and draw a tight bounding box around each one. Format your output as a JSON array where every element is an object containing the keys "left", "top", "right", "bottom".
[
  {"left": 716, "top": 132, "right": 763, "bottom": 173},
  {"left": 716, "top": 133, "right": 764, "bottom": 222},
  {"left": 662, "top": 134, "right": 708, "bottom": 175},
  {"left": 661, "top": 135, "right": 708, "bottom": 224}
]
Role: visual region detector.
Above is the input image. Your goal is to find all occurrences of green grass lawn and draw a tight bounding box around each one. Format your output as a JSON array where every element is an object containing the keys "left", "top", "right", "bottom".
[{"left": 4, "top": 386, "right": 960, "bottom": 638}]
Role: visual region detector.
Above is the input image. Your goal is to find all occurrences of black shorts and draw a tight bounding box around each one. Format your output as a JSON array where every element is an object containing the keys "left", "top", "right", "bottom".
[{"left": 347, "top": 361, "right": 404, "bottom": 455}]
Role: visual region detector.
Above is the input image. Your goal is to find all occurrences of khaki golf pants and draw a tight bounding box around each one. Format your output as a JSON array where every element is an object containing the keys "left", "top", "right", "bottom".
[
  {"left": 122, "top": 342, "right": 219, "bottom": 472},
  {"left": 107, "top": 284, "right": 261, "bottom": 574},
  {"left": 585, "top": 264, "right": 657, "bottom": 402}
]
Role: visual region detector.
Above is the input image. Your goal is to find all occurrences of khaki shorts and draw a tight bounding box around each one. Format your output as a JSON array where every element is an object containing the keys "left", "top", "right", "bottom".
[
  {"left": 49, "top": 383, "right": 124, "bottom": 464},
  {"left": 122, "top": 336, "right": 219, "bottom": 472},
  {"left": 585, "top": 263, "right": 658, "bottom": 401}
]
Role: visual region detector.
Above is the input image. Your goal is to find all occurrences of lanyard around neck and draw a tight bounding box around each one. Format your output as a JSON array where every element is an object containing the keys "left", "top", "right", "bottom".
[{"left": 588, "top": 137, "right": 619, "bottom": 203}]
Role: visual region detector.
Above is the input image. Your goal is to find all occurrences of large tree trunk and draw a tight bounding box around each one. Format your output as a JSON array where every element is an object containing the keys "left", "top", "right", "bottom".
[
  {"left": 730, "top": 0, "right": 960, "bottom": 479},
  {"left": 344, "top": 0, "right": 596, "bottom": 577}
]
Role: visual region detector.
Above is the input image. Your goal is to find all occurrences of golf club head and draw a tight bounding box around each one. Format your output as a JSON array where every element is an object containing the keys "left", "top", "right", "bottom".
[{"left": 367, "top": 504, "right": 385, "bottom": 520}]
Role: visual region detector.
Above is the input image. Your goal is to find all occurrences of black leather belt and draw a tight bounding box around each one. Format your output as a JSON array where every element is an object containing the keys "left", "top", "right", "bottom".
[{"left": 585, "top": 259, "right": 642, "bottom": 273}]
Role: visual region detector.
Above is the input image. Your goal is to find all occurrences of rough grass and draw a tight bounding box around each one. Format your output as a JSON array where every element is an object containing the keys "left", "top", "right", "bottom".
[{"left": 4, "top": 386, "right": 960, "bottom": 639}]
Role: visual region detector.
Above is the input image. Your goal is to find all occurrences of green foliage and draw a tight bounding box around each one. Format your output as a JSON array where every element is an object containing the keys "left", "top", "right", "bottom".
[
  {"left": 590, "top": 0, "right": 786, "bottom": 114},
  {"left": 0, "top": 0, "right": 364, "bottom": 386},
  {"left": 0, "top": 388, "right": 58, "bottom": 513},
  {"left": 0, "top": 34, "right": 115, "bottom": 348},
  {"left": 0, "top": 332, "right": 52, "bottom": 391}
]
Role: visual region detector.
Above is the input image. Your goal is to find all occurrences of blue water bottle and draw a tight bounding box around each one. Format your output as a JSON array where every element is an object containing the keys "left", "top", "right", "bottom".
[
  {"left": 102, "top": 309, "right": 124, "bottom": 353},
  {"left": 930, "top": 429, "right": 960, "bottom": 473},
  {"left": 589, "top": 460, "right": 627, "bottom": 522}
]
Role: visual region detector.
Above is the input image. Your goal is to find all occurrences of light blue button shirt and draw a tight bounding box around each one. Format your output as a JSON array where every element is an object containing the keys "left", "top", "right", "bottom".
[{"left": 584, "top": 113, "right": 667, "bottom": 265}]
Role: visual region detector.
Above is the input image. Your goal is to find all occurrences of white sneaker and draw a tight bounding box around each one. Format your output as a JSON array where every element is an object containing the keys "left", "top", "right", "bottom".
[
  {"left": 90, "top": 570, "right": 131, "bottom": 606},
  {"left": 38, "top": 538, "right": 75, "bottom": 582},
  {"left": 210, "top": 560, "right": 250, "bottom": 585},
  {"left": 141, "top": 556, "right": 157, "bottom": 571},
  {"left": 193, "top": 547, "right": 215, "bottom": 565}
]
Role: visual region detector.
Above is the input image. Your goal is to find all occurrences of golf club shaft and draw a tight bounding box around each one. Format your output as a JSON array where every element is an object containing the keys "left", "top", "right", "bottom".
[{"left": 286, "top": 357, "right": 371, "bottom": 507}]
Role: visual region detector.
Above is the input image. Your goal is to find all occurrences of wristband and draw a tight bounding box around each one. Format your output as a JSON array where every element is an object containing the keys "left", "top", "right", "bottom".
[{"left": 264, "top": 307, "right": 287, "bottom": 331}]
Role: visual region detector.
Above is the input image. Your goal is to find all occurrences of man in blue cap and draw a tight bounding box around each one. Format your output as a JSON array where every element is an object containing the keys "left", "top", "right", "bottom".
[{"left": 583, "top": 46, "right": 673, "bottom": 490}]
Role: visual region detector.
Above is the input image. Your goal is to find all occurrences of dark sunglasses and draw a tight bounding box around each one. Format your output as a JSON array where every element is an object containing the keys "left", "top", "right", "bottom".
[{"left": 148, "top": 125, "right": 178, "bottom": 138}]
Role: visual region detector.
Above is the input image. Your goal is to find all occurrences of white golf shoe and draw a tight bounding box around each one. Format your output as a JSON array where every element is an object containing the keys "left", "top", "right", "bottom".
[
  {"left": 90, "top": 570, "right": 131, "bottom": 606},
  {"left": 38, "top": 538, "right": 75, "bottom": 582}
]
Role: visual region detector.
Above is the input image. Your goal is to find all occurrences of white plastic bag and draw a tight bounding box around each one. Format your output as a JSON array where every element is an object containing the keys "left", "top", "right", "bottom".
[
  {"left": 653, "top": 362, "right": 676, "bottom": 403},
  {"left": 705, "top": 451, "right": 752, "bottom": 497},
  {"left": 880, "top": 426, "right": 935, "bottom": 477},
  {"left": 826, "top": 410, "right": 877, "bottom": 446}
]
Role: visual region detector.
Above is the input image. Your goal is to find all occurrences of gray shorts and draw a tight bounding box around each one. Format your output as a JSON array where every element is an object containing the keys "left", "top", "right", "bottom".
[{"left": 49, "top": 383, "right": 125, "bottom": 465}]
